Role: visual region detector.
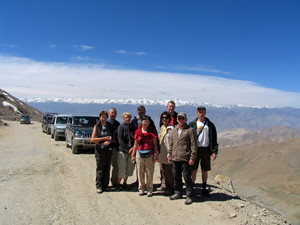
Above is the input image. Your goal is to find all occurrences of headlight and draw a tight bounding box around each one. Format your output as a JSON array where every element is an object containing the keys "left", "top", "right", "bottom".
[{"left": 75, "top": 133, "right": 84, "bottom": 138}]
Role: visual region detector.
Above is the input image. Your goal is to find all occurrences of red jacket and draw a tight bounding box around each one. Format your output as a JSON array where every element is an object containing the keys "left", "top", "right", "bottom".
[{"left": 134, "top": 125, "right": 158, "bottom": 151}]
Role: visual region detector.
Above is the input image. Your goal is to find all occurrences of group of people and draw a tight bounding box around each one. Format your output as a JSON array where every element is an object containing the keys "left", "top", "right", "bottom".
[{"left": 91, "top": 101, "right": 218, "bottom": 205}]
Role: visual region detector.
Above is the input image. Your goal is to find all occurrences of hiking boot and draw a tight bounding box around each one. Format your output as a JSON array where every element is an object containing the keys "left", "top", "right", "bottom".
[
  {"left": 185, "top": 197, "right": 193, "bottom": 205},
  {"left": 138, "top": 190, "right": 145, "bottom": 196},
  {"left": 96, "top": 188, "right": 102, "bottom": 194},
  {"left": 169, "top": 193, "right": 182, "bottom": 200},
  {"left": 164, "top": 190, "right": 173, "bottom": 196},
  {"left": 131, "top": 180, "right": 138, "bottom": 186},
  {"left": 122, "top": 183, "right": 128, "bottom": 190},
  {"left": 201, "top": 189, "right": 210, "bottom": 197}
]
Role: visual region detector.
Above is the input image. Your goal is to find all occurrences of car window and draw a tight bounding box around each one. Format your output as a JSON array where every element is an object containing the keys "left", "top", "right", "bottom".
[
  {"left": 47, "top": 116, "right": 53, "bottom": 123},
  {"left": 56, "top": 117, "right": 68, "bottom": 124},
  {"left": 73, "top": 117, "right": 98, "bottom": 127}
]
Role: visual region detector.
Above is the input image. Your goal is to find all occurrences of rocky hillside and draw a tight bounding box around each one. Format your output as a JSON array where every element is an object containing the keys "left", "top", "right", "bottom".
[
  {"left": 0, "top": 89, "right": 43, "bottom": 122},
  {"left": 212, "top": 134, "right": 300, "bottom": 224},
  {"left": 218, "top": 125, "right": 300, "bottom": 148}
]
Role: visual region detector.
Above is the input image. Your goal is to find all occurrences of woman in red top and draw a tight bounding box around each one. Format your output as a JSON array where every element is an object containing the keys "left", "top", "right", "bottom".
[{"left": 132, "top": 115, "right": 158, "bottom": 197}]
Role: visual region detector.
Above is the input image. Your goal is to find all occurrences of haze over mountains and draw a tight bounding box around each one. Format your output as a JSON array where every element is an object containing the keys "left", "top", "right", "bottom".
[{"left": 22, "top": 96, "right": 300, "bottom": 132}]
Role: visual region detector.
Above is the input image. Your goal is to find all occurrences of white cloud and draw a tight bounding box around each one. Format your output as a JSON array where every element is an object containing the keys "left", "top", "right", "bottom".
[
  {"left": 159, "top": 65, "right": 231, "bottom": 75},
  {"left": 73, "top": 45, "right": 94, "bottom": 51},
  {"left": 80, "top": 45, "right": 94, "bottom": 51},
  {"left": 0, "top": 55, "right": 300, "bottom": 108},
  {"left": 48, "top": 41, "right": 56, "bottom": 48},
  {"left": 115, "top": 50, "right": 147, "bottom": 55}
]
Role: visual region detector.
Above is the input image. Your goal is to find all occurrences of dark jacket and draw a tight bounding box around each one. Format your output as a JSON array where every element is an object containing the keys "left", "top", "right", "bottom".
[
  {"left": 188, "top": 117, "right": 218, "bottom": 155},
  {"left": 108, "top": 118, "right": 120, "bottom": 147},
  {"left": 159, "top": 111, "right": 178, "bottom": 127},
  {"left": 117, "top": 123, "right": 134, "bottom": 153},
  {"left": 95, "top": 121, "right": 116, "bottom": 148},
  {"left": 169, "top": 123, "right": 197, "bottom": 162}
]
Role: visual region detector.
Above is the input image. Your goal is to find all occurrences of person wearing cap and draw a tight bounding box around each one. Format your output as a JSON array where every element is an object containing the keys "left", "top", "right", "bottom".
[
  {"left": 167, "top": 112, "right": 197, "bottom": 205},
  {"left": 188, "top": 106, "right": 218, "bottom": 197}
]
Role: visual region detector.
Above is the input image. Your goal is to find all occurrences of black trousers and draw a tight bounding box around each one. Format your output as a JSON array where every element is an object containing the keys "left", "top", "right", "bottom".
[
  {"left": 172, "top": 161, "right": 194, "bottom": 198},
  {"left": 160, "top": 163, "right": 174, "bottom": 192},
  {"left": 95, "top": 146, "right": 112, "bottom": 189}
]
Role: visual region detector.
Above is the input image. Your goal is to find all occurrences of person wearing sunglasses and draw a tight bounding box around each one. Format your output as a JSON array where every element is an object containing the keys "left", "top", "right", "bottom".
[
  {"left": 167, "top": 112, "right": 197, "bottom": 205},
  {"left": 159, "top": 100, "right": 178, "bottom": 127},
  {"left": 157, "top": 111, "right": 174, "bottom": 195}
]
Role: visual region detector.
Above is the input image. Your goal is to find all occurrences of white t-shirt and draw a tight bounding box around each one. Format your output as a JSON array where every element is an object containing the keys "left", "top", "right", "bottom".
[{"left": 197, "top": 120, "right": 209, "bottom": 147}]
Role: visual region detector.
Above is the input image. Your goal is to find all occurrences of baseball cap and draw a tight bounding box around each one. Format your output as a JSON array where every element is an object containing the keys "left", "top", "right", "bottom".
[{"left": 177, "top": 112, "right": 187, "bottom": 118}]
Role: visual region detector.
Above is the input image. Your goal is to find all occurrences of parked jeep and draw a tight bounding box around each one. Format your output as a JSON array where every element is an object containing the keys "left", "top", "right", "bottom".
[
  {"left": 65, "top": 115, "right": 98, "bottom": 154},
  {"left": 50, "top": 114, "right": 68, "bottom": 141},
  {"left": 42, "top": 113, "right": 58, "bottom": 134},
  {"left": 20, "top": 114, "right": 31, "bottom": 124}
]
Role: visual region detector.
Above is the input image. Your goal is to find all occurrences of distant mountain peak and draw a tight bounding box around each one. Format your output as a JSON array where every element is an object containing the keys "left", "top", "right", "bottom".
[{"left": 20, "top": 97, "right": 273, "bottom": 109}]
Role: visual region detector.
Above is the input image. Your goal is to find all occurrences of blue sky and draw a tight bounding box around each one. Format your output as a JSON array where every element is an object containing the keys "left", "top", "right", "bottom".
[{"left": 1, "top": 0, "right": 300, "bottom": 108}]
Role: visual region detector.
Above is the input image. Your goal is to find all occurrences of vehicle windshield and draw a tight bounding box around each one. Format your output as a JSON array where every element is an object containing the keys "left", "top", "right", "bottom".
[
  {"left": 73, "top": 117, "right": 98, "bottom": 127},
  {"left": 21, "top": 115, "right": 29, "bottom": 118},
  {"left": 56, "top": 116, "right": 68, "bottom": 124},
  {"left": 47, "top": 116, "right": 53, "bottom": 122}
]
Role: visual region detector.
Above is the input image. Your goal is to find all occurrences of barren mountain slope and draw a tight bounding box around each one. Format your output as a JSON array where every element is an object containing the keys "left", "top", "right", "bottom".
[
  {"left": 218, "top": 126, "right": 300, "bottom": 148},
  {"left": 211, "top": 137, "right": 300, "bottom": 223},
  {"left": 0, "top": 88, "right": 43, "bottom": 122}
]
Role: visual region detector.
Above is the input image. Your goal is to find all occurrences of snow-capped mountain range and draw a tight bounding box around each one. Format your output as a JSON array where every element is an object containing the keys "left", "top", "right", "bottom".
[
  {"left": 21, "top": 97, "right": 272, "bottom": 109},
  {"left": 21, "top": 97, "right": 300, "bottom": 132}
]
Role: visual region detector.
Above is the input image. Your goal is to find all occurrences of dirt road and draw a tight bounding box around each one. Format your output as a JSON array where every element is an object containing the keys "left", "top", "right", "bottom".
[{"left": 0, "top": 121, "right": 291, "bottom": 224}]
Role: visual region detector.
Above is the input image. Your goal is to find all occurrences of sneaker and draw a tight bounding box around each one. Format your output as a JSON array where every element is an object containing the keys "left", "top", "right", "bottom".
[
  {"left": 96, "top": 188, "right": 102, "bottom": 194},
  {"left": 139, "top": 190, "right": 145, "bottom": 196},
  {"left": 201, "top": 189, "right": 210, "bottom": 197},
  {"left": 169, "top": 193, "right": 182, "bottom": 200},
  {"left": 147, "top": 192, "right": 153, "bottom": 197},
  {"left": 116, "top": 184, "right": 121, "bottom": 192},
  {"left": 185, "top": 197, "right": 193, "bottom": 205}
]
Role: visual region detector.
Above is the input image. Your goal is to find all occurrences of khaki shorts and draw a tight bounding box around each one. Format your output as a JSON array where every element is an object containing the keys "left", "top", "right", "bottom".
[{"left": 191, "top": 147, "right": 211, "bottom": 171}]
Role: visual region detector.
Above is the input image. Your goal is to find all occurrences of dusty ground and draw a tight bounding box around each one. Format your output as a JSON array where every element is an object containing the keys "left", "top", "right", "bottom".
[{"left": 0, "top": 121, "right": 292, "bottom": 224}]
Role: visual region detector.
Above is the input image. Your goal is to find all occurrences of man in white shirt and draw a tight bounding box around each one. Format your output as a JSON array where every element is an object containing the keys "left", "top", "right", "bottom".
[{"left": 188, "top": 106, "right": 218, "bottom": 197}]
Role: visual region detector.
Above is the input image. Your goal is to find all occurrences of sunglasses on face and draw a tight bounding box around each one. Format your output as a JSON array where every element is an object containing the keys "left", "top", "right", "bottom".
[
  {"left": 178, "top": 117, "right": 185, "bottom": 120},
  {"left": 162, "top": 117, "right": 168, "bottom": 119}
]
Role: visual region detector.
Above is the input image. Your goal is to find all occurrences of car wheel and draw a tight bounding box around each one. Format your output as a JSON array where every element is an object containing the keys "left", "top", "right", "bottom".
[
  {"left": 71, "top": 139, "right": 79, "bottom": 154},
  {"left": 54, "top": 132, "right": 59, "bottom": 141},
  {"left": 65, "top": 138, "right": 69, "bottom": 148},
  {"left": 47, "top": 128, "right": 51, "bottom": 135},
  {"left": 51, "top": 132, "right": 54, "bottom": 139}
]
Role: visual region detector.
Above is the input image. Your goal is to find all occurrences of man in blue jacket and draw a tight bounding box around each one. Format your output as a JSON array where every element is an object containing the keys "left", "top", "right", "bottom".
[{"left": 188, "top": 106, "right": 218, "bottom": 197}]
